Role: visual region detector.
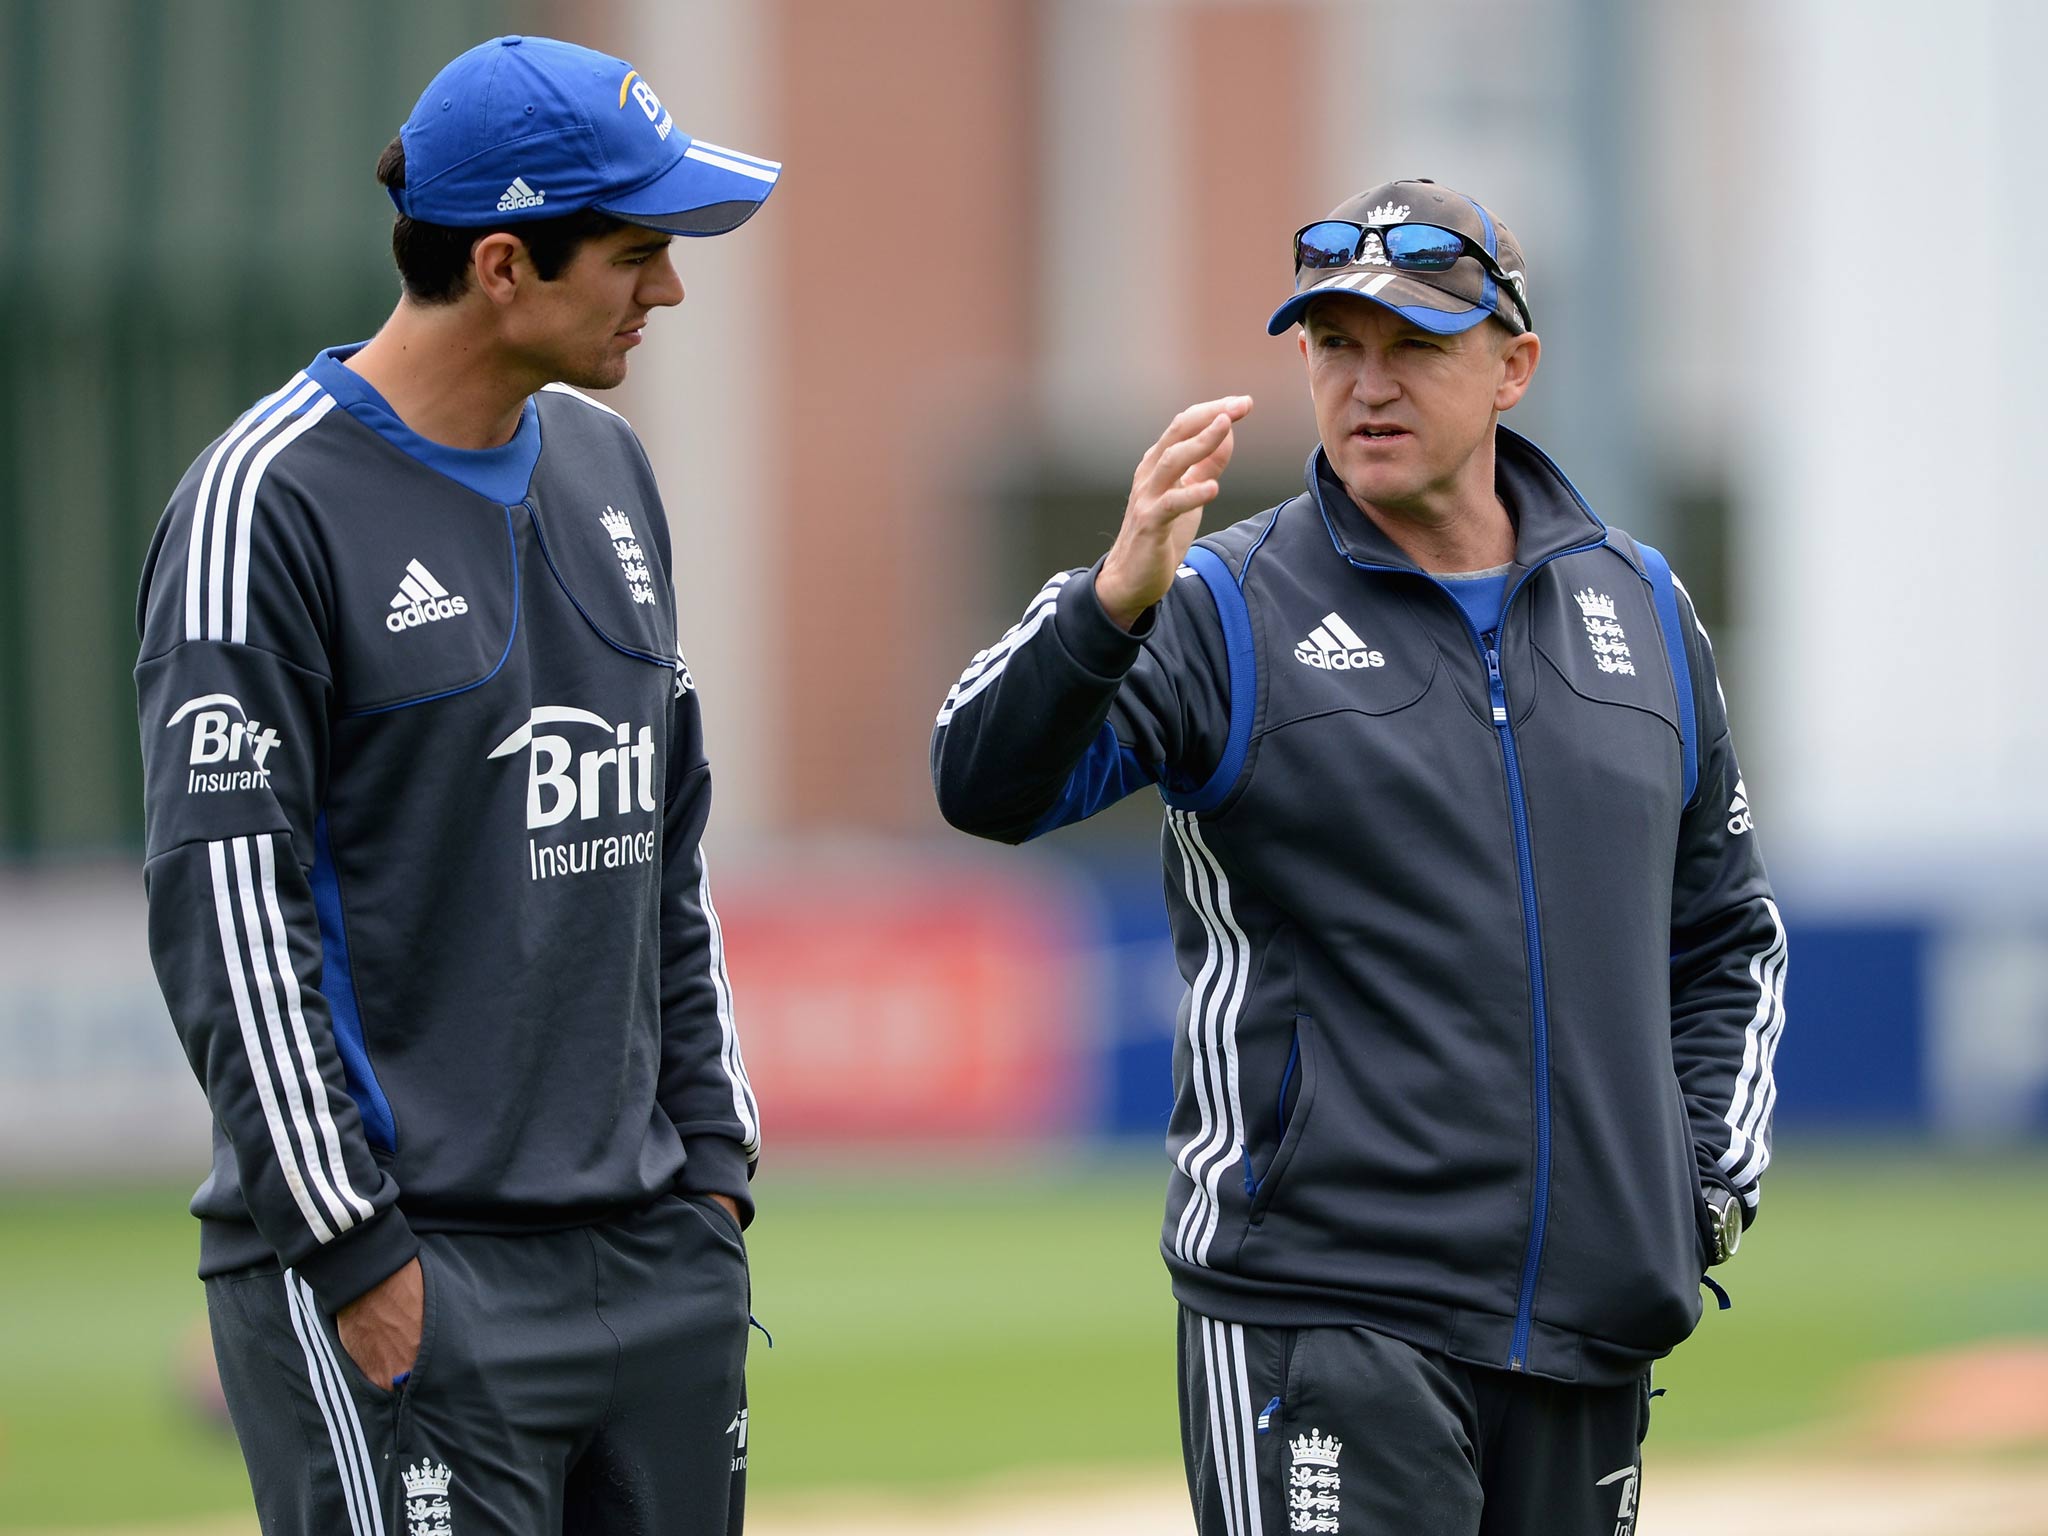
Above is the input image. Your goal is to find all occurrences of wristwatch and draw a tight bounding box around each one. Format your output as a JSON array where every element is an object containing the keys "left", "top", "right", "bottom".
[{"left": 1702, "top": 1184, "right": 1742, "bottom": 1266}]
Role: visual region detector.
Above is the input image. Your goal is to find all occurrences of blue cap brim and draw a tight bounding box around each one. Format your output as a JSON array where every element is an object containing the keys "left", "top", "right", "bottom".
[
  {"left": 596, "top": 137, "right": 782, "bottom": 236},
  {"left": 1266, "top": 283, "right": 1493, "bottom": 337}
]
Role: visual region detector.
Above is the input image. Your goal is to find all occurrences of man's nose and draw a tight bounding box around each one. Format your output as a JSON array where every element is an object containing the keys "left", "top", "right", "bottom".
[
  {"left": 644, "top": 251, "right": 685, "bottom": 308},
  {"left": 1354, "top": 354, "right": 1398, "bottom": 405}
]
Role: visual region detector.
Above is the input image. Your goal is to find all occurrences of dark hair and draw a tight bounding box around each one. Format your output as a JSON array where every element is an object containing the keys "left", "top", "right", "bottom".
[{"left": 375, "top": 137, "right": 626, "bottom": 304}]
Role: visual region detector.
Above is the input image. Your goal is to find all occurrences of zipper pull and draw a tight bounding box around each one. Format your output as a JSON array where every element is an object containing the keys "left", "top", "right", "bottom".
[{"left": 1483, "top": 632, "right": 1509, "bottom": 726}]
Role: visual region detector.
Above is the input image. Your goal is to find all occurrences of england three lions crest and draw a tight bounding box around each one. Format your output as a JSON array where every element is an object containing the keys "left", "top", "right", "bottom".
[
  {"left": 1288, "top": 1428, "right": 1341, "bottom": 1532},
  {"left": 1574, "top": 589, "right": 1636, "bottom": 676},
  {"left": 600, "top": 506, "right": 657, "bottom": 606},
  {"left": 403, "top": 1459, "right": 454, "bottom": 1536}
]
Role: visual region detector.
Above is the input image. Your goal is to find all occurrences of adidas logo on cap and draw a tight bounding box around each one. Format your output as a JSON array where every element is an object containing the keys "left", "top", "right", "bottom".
[
  {"left": 497, "top": 176, "right": 546, "bottom": 212},
  {"left": 386, "top": 559, "right": 470, "bottom": 633},
  {"left": 1294, "top": 612, "right": 1385, "bottom": 670}
]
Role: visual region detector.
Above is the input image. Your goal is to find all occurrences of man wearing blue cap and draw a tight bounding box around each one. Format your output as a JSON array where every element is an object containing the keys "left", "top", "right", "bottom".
[
  {"left": 933, "top": 179, "right": 1783, "bottom": 1532},
  {"left": 134, "top": 37, "right": 777, "bottom": 1534}
]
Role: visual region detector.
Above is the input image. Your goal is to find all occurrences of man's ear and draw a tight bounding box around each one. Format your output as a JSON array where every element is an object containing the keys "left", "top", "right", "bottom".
[
  {"left": 1495, "top": 329, "right": 1541, "bottom": 413},
  {"left": 471, "top": 233, "right": 527, "bottom": 307}
]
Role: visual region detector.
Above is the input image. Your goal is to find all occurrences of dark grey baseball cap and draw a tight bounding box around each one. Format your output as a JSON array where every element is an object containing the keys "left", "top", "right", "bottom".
[{"left": 1266, "top": 178, "right": 1530, "bottom": 337}]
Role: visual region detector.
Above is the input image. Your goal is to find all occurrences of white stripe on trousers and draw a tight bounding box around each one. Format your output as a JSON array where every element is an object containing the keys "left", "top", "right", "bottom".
[
  {"left": 282, "top": 1269, "right": 386, "bottom": 1536},
  {"left": 1198, "top": 1316, "right": 1264, "bottom": 1536}
]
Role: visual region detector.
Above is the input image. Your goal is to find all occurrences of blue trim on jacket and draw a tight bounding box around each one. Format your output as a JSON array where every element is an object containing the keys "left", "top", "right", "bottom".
[
  {"left": 1025, "top": 724, "right": 1158, "bottom": 838},
  {"left": 1162, "top": 545, "right": 1256, "bottom": 814},
  {"left": 310, "top": 812, "right": 397, "bottom": 1152},
  {"left": 1635, "top": 539, "right": 1698, "bottom": 807}
]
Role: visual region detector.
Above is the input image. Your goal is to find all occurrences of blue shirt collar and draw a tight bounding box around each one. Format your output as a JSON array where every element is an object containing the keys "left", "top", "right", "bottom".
[{"left": 305, "top": 344, "right": 540, "bottom": 505}]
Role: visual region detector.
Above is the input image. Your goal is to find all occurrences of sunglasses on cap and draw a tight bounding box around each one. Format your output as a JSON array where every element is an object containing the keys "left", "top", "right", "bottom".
[{"left": 1293, "top": 220, "right": 1533, "bottom": 332}]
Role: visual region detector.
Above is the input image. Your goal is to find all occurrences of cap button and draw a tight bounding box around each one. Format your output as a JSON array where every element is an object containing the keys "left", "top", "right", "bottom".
[{"left": 502, "top": 36, "right": 523, "bottom": 46}]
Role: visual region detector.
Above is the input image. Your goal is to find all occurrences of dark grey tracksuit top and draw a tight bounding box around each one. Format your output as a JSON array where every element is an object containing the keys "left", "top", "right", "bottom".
[
  {"left": 932, "top": 428, "right": 1786, "bottom": 1385},
  {"left": 135, "top": 350, "right": 760, "bottom": 1315}
]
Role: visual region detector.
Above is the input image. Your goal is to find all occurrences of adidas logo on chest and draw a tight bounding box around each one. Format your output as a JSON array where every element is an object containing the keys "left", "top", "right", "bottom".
[
  {"left": 1294, "top": 611, "right": 1385, "bottom": 670},
  {"left": 386, "top": 559, "right": 469, "bottom": 633}
]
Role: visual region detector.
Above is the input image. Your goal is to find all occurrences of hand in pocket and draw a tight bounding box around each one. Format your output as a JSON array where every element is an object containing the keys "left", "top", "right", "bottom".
[{"left": 335, "top": 1256, "right": 423, "bottom": 1390}]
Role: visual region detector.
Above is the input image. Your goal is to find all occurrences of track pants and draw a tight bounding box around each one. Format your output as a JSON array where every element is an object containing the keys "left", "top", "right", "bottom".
[
  {"left": 1179, "top": 1308, "right": 1652, "bottom": 1536},
  {"left": 206, "top": 1191, "right": 751, "bottom": 1536}
]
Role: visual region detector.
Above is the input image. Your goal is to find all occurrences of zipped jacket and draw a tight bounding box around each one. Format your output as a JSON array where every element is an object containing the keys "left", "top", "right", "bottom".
[
  {"left": 932, "top": 428, "right": 1785, "bottom": 1384},
  {"left": 135, "top": 351, "right": 760, "bottom": 1313}
]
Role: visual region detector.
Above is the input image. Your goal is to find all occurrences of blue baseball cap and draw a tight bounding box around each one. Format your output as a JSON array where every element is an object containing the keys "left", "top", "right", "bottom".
[{"left": 391, "top": 36, "right": 781, "bottom": 236}]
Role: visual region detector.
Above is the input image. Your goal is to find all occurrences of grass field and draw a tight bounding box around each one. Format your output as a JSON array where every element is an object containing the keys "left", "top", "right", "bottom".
[{"left": 1, "top": 1143, "right": 2043, "bottom": 1528}]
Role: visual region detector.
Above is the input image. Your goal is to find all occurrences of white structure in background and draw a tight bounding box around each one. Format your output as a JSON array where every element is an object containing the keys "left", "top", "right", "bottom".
[
  {"left": 0, "top": 868, "right": 206, "bottom": 1175},
  {"left": 1737, "top": 0, "right": 2048, "bottom": 874},
  {"left": 616, "top": 0, "right": 781, "bottom": 842}
]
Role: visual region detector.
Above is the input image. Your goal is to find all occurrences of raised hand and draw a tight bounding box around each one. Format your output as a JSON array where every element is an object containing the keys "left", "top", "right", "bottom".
[{"left": 1096, "top": 395, "right": 1254, "bottom": 631}]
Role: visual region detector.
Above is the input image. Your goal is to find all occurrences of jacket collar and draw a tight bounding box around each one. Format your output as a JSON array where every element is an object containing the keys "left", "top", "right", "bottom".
[{"left": 1305, "top": 425, "right": 1607, "bottom": 573}]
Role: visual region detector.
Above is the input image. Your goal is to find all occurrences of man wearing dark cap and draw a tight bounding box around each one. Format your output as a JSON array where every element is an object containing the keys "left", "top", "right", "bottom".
[
  {"left": 135, "top": 36, "right": 773, "bottom": 1534},
  {"left": 932, "top": 180, "right": 1783, "bottom": 1533}
]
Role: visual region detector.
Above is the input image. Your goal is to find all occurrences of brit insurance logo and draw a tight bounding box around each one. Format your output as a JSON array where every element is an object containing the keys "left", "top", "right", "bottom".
[
  {"left": 166, "top": 694, "right": 282, "bottom": 796},
  {"left": 1574, "top": 589, "right": 1637, "bottom": 676},
  {"left": 1287, "top": 1428, "right": 1342, "bottom": 1532},
  {"left": 599, "top": 506, "right": 657, "bottom": 606},
  {"left": 487, "top": 706, "right": 658, "bottom": 882},
  {"left": 617, "top": 69, "right": 676, "bottom": 141},
  {"left": 1596, "top": 1461, "right": 1640, "bottom": 1535}
]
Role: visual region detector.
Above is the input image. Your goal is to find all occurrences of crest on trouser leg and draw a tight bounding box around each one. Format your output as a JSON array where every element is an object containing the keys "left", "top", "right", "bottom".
[
  {"left": 403, "top": 1459, "right": 454, "bottom": 1536},
  {"left": 1287, "top": 1428, "right": 1341, "bottom": 1532}
]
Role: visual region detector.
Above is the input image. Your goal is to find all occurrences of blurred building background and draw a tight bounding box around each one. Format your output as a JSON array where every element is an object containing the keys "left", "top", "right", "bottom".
[{"left": 2, "top": 0, "right": 2044, "bottom": 1176}]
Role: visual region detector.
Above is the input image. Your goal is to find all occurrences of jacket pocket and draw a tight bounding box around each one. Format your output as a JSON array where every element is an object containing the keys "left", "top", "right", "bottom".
[
  {"left": 1247, "top": 1016, "right": 1319, "bottom": 1223},
  {"left": 1675, "top": 1081, "right": 1713, "bottom": 1273}
]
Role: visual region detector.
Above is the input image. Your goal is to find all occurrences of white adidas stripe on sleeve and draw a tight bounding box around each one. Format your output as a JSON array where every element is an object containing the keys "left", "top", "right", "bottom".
[
  {"left": 208, "top": 834, "right": 372, "bottom": 1249},
  {"left": 697, "top": 851, "right": 761, "bottom": 1161},
  {"left": 256, "top": 835, "right": 375, "bottom": 1223},
  {"left": 209, "top": 838, "right": 336, "bottom": 1244},
  {"left": 1715, "top": 897, "right": 1787, "bottom": 1204},
  {"left": 935, "top": 573, "right": 1072, "bottom": 725},
  {"left": 229, "top": 395, "right": 336, "bottom": 645},
  {"left": 187, "top": 376, "right": 310, "bottom": 643}
]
